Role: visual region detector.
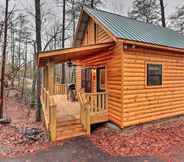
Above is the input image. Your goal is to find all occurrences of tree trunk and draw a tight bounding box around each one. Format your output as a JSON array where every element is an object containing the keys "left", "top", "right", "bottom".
[
  {"left": 61, "top": 0, "right": 66, "bottom": 84},
  {"left": 160, "top": 0, "right": 166, "bottom": 27},
  {"left": 18, "top": 27, "right": 21, "bottom": 88},
  {"left": 91, "top": 0, "right": 94, "bottom": 8},
  {"left": 21, "top": 38, "right": 28, "bottom": 98},
  {"left": 10, "top": 23, "right": 15, "bottom": 88},
  {"left": 35, "top": 0, "right": 42, "bottom": 121},
  {"left": 0, "top": 0, "right": 9, "bottom": 118},
  {"left": 72, "top": 0, "right": 76, "bottom": 39},
  {"left": 31, "top": 41, "right": 36, "bottom": 108}
]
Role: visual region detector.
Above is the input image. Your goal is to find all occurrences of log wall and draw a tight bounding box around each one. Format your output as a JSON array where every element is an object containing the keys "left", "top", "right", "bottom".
[
  {"left": 122, "top": 45, "right": 184, "bottom": 127},
  {"left": 75, "top": 44, "right": 123, "bottom": 127},
  {"left": 106, "top": 43, "right": 123, "bottom": 126}
]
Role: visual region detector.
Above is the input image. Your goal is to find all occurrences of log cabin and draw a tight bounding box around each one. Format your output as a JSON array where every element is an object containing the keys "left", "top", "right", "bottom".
[{"left": 38, "top": 7, "right": 184, "bottom": 141}]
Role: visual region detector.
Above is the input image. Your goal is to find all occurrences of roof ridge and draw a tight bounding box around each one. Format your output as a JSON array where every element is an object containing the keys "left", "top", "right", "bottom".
[{"left": 84, "top": 6, "right": 180, "bottom": 35}]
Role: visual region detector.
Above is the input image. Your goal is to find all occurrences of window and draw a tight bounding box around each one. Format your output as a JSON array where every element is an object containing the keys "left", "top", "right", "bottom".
[{"left": 147, "top": 64, "right": 162, "bottom": 86}]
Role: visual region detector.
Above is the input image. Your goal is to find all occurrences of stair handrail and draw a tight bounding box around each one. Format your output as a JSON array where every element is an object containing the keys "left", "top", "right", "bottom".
[
  {"left": 78, "top": 92, "right": 91, "bottom": 135},
  {"left": 49, "top": 95, "right": 57, "bottom": 141},
  {"left": 41, "top": 87, "right": 57, "bottom": 142}
]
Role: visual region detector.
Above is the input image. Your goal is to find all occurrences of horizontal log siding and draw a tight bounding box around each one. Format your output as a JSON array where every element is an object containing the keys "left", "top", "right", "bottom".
[
  {"left": 107, "top": 44, "right": 123, "bottom": 126},
  {"left": 122, "top": 47, "right": 184, "bottom": 127},
  {"left": 75, "top": 45, "right": 123, "bottom": 127}
]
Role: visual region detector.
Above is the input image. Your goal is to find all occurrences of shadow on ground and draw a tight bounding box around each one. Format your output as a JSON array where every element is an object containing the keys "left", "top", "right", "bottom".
[{"left": 0, "top": 137, "right": 163, "bottom": 162}]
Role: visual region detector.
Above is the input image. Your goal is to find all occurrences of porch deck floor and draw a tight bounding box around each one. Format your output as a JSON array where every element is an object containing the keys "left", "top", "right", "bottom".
[{"left": 54, "top": 95, "right": 80, "bottom": 122}]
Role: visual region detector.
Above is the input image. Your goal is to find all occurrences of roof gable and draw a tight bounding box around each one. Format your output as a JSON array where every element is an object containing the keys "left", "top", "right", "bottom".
[
  {"left": 74, "top": 8, "right": 116, "bottom": 47},
  {"left": 83, "top": 7, "right": 184, "bottom": 50}
]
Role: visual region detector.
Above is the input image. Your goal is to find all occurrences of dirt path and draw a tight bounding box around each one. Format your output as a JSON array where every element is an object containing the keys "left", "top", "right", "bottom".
[{"left": 0, "top": 137, "right": 163, "bottom": 162}]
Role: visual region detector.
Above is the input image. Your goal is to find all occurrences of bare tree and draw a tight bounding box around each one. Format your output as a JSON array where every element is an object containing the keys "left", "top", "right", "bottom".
[
  {"left": 91, "top": 0, "right": 94, "bottom": 8},
  {"left": 170, "top": 5, "right": 184, "bottom": 33},
  {"left": 0, "top": 0, "right": 9, "bottom": 118},
  {"left": 21, "top": 32, "right": 30, "bottom": 98},
  {"left": 128, "top": 0, "right": 160, "bottom": 24},
  {"left": 35, "top": 0, "right": 42, "bottom": 121},
  {"left": 10, "top": 20, "right": 16, "bottom": 87},
  {"left": 159, "top": 0, "right": 166, "bottom": 27},
  {"left": 61, "top": 0, "right": 66, "bottom": 84}
]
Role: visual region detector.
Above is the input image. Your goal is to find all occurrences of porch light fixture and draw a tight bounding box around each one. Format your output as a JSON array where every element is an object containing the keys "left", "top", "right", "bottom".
[
  {"left": 67, "top": 59, "right": 78, "bottom": 67},
  {"left": 67, "top": 60, "right": 73, "bottom": 67}
]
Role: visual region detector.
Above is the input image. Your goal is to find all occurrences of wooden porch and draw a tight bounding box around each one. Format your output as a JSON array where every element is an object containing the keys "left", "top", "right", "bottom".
[
  {"left": 41, "top": 84, "right": 108, "bottom": 141},
  {"left": 38, "top": 44, "right": 113, "bottom": 141}
]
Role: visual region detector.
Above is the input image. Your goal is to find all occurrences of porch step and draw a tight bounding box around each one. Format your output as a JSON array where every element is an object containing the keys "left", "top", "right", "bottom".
[
  {"left": 56, "top": 119, "right": 86, "bottom": 141},
  {"left": 56, "top": 119, "right": 81, "bottom": 128},
  {"left": 56, "top": 130, "right": 86, "bottom": 141},
  {"left": 57, "top": 123, "right": 83, "bottom": 132}
]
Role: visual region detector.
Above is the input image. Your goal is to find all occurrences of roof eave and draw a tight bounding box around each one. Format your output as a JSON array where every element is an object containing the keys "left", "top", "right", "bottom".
[
  {"left": 118, "top": 38, "right": 184, "bottom": 53},
  {"left": 73, "top": 9, "right": 88, "bottom": 47},
  {"left": 38, "top": 42, "right": 115, "bottom": 67}
]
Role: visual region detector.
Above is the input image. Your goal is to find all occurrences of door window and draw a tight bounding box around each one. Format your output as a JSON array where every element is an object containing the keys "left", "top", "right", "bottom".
[
  {"left": 81, "top": 68, "right": 92, "bottom": 93},
  {"left": 97, "top": 67, "right": 105, "bottom": 92}
]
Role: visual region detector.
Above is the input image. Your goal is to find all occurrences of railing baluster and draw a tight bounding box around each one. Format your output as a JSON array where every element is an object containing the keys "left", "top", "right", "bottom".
[
  {"left": 54, "top": 84, "right": 66, "bottom": 95},
  {"left": 78, "top": 92, "right": 108, "bottom": 136},
  {"left": 103, "top": 94, "right": 105, "bottom": 111},
  {"left": 96, "top": 94, "right": 98, "bottom": 112},
  {"left": 91, "top": 95, "right": 93, "bottom": 113}
]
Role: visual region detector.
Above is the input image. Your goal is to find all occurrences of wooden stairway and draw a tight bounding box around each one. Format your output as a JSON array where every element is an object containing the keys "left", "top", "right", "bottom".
[{"left": 56, "top": 118, "right": 86, "bottom": 141}]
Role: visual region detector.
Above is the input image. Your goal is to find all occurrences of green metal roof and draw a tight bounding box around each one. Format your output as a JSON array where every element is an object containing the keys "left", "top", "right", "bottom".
[{"left": 84, "top": 7, "right": 184, "bottom": 49}]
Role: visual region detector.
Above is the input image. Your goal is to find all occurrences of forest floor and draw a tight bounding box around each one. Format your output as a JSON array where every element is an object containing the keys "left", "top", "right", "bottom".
[
  {"left": 0, "top": 90, "right": 184, "bottom": 162},
  {"left": 0, "top": 90, "right": 61, "bottom": 158},
  {"left": 90, "top": 117, "right": 184, "bottom": 162}
]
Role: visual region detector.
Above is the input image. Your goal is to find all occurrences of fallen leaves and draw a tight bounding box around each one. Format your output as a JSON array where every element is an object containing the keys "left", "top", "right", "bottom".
[
  {"left": 90, "top": 118, "right": 184, "bottom": 162},
  {"left": 0, "top": 91, "right": 55, "bottom": 158}
]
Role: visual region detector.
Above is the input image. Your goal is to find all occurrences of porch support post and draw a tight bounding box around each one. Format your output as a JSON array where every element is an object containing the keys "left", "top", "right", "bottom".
[
  {"left": 48, "top": 60, "right": 55, "bottom": 95},
  {"left": 47, "top": 60, "right": 57, "bottom": 142},
  {"left": 42, "top": 68, "right": 44, "bottom": 89},
  {"left": 41, "top": 68, "right": 45, "bottom": 101}
]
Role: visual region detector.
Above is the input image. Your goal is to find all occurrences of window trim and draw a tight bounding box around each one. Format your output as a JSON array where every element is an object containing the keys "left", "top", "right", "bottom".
[{"left": 145, "top": 62, "right": 164, "bottom": 88}]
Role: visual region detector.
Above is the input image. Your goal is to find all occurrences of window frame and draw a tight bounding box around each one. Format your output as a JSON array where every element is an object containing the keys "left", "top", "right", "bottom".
[{"left": 146, "top": 62, "right": 163, "bottom": 88}]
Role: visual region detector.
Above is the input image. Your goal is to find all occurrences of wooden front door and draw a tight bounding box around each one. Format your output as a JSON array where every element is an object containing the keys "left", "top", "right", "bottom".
[{"left": 81, "top": 68, "right": 92, "bottom": 93}]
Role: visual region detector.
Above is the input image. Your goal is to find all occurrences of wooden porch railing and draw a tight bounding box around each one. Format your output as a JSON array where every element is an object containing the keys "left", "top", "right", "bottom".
[
  {"left": 54, "top": 84, "right": 66, "bottom": 95},
  {"left": 41, "top": 87, "right": 57, "bottom": 141},
  {"left": 78, "top": 92, "right": 108, "bottom": 135},
  {"left": 85, "top": 93, "right": 107, "bottom": 114}
]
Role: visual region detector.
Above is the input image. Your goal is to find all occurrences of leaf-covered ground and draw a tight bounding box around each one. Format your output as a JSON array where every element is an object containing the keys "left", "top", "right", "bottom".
[
  {"left": 1, "top": 90, "right": 184, "bottom": 161},
  {"left": 0, "top": 90, "right": 61, "bottom": 158},
  {"left": 90, "top": 118, "right": 184, "bottom": 162}
]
